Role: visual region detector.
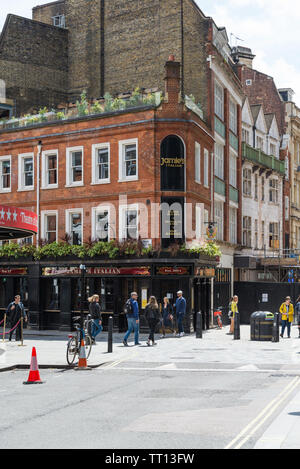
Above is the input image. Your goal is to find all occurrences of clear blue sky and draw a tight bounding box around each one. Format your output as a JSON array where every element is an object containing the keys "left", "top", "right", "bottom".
[{"left": 1, "top": 0, "right": 299, "bottom": 102}]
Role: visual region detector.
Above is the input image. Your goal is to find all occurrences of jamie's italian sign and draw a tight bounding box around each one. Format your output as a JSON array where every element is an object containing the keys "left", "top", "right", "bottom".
[
  {"left": 0, "top": 205, "right": 38, "bottom": 235},
  {"left": 42, "top": 266, "right": 151, "bottom": 277}
]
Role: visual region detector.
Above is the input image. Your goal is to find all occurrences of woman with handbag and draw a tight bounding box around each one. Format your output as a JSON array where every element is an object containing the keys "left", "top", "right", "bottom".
[
  {"left": 160, "top": 297, "right": 175, "bottom": 338},
  {"left": 145, "top": 296, "right": 161, "bottom": 346}
]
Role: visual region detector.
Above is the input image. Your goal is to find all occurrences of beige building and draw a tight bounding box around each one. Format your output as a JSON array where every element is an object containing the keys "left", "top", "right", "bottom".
[{"left": 279, "top": 89, "right": 300, "bottom": 250}]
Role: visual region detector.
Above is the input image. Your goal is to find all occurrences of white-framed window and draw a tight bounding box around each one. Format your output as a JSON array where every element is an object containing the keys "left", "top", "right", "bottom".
[
  {"left": 18, "top": 153, "right": 34, "bottom": 191},
  {"left": 119, "top": 204, "right": 139, "bottom": 240},
  {"left": 214, "top": 81, "right": 224, "bottom": 120},
  {"left": 254, "top": 219, "right": 258, "bottom": 249},
  {"left": 256, "top": 136, "right": 264, "bottom": 151},
  {"left": 243, "top": 216, "right": 252, "bottom": 247},
  {"left": 285, "top": 196, "right": 290, "bottom": 221},
  {"left": 41, "top": 211, "right": 58, "bottom": 243},
  {"left": 52, "top": 14, "right": 65, "bottom": 28},
  {"left": 92, "top": 143, "right": 110, "bottom": 184},
  {"left": 243, "top": 168, "right": 252, "bottom": 196},
  {"left": 229, "top": 152, "right": 237, "bottom": 188},
  {"left": 215, "top": 143, "right": 224, "bottom": 180},
  {"left": 270, "top": 143, "right": 277, "bottom": 157},
  {"left": 42, "top": 150, "right": 58, "bottom": 189},
  {"left": 66, "top": 147, "right": 83, "bottom": 187},
  {"left": 285, "top": 156, "right": 289, "bottom": 180},
  {"left": 262, "top": 221, "right": 265, "bottom": 249},
  {"left": 92, "top": 206, "right": 111, "bottom": 242},
  {"left": 195, "top": 142, "right": 201, "bottom": 184},
  {"left": 242, "top": 128, "right": 250, "bottom": 145},
  {"left": 269, "top": 222, "right": 279, "bottom": 249},
  {"left": 269, "top": 178, "right": 279, "bottom": 204},
  {"left": 229, "top": 207, "right": 237, "bottom": 245},
  {"left": 204, "top": 149, "right": 209, "bottom": 188},
  {"left": 254, "top": 173, "right": 258, "bottom": 200},
  {"left": 119, "top": 139, "right": 138, "bottom": 182},
  {"left": 0, "top": 156, "right": 11, "bottom": 192},
  {"left": 261, "top": 176, "right": 265, "bottom": 202},
  {"left": 229, "top": 99, "right": 237, "bottom": 134},
  {"left": 214, "top": 200, "right": 224, "bottom": 241},
  {"left": 66, "top": 209, "right": 83, "bottom": 245}
]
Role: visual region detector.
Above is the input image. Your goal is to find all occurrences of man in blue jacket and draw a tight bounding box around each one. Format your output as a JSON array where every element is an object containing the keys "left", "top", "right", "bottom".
[
  {"left": 123, "top": 292, "right": 141, "bottom": 346},
  {"left": 175, "top": 290, "right": 186, "bottom": 337}
]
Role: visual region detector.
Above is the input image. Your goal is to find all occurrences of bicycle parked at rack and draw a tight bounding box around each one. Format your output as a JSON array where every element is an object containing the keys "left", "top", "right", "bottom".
[{"left": 66, "top": 314, "right": 93, "bottom": 365}]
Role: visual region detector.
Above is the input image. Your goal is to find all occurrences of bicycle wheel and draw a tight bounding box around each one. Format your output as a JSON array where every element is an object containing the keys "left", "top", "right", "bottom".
[
  {"left": 84, "top": 334, "right": 92, "bottom": 359},
  {"left": 66, "top": 336, "right": 78, "bottom": 365}
]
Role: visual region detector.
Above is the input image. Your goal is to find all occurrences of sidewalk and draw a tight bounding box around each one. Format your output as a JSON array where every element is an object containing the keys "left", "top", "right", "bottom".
[{"left": 1, "top": 324, "right": 300, "bottom": 371}]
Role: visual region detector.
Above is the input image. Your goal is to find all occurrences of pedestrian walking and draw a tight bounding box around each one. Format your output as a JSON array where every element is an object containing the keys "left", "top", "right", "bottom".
[
  {"left": 296, "top": 296, "right": 300, "bottom": 339},
  {"left": 123, "top": 292, "right": 141, "bottom": 346},
  {"left": 88, "top": 294, "right": 102, "bottom": 344},
  {"left": 174, "top": 290, "right": 186, "bottom": 337},
  {"left": 160, "top": 297, "right": 175, "bottom": 338},
  {"left": 6, "top": 295, "right": 27, "bottom": 342},
  {"left": 280, "top": 296, "right": 294, "bottom": 339},
  {"left": 145, "top": 296, "right": 161, "bottom": 346},
  {"left": 228, "top": 296, "right": 238, "bottom": 335}
]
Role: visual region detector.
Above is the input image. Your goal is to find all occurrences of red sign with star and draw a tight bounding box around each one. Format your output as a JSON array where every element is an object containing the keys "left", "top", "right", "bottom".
[{"left": 0, "top": 205, "right": 38, "bottom": 234}]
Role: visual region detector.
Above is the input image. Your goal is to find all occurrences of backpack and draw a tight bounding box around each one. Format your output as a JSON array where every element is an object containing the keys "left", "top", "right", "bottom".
[{"left": 123, "top": 299, "right": 133, "bottom": 315}]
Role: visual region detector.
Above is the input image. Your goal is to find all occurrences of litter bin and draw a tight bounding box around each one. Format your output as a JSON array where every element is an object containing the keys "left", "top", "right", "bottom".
[{"left": 250, "top": 312, "right": 274, "bottom": 342}]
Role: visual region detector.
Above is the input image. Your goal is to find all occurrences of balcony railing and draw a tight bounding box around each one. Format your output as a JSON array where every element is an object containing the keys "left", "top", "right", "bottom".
[{"left": 242, "top": 142, "right": 285, "bottom": 176}]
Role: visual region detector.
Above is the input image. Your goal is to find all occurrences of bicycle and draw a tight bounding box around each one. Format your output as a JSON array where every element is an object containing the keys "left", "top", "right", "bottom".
[
  {"left": 66, "top": 315, "right": 93, "bottom": 365},
  {"left": 214, "top": 307, "right": 223, "bottom": 329}
]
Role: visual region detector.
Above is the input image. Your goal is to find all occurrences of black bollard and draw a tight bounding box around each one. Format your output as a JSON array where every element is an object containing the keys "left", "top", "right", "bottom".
[
  {"left": 196, "top": 311, "right": 203, "bottom": 339},
  {"left": 234, "top": 312, "right": 240, "bottom": 340},
  {"left": 108, "top": 316, "right": 113, "bottom": 353},
  {"left": 272, "top": 312, "right": 280, "bottom": 343}
]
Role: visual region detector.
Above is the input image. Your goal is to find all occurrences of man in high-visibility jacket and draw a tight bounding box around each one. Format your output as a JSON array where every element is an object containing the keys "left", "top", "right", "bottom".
[{"left": 279, "top": 296, "right": 294, "bottom": 339}]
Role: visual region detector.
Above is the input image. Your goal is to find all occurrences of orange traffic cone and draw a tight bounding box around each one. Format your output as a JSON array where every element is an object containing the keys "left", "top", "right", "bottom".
[
  {"left": 23, "top": 347, "right": 44, "bottom": 385},
  {"left": 75, "top": 339, "right": 91, "bottom": 370}
]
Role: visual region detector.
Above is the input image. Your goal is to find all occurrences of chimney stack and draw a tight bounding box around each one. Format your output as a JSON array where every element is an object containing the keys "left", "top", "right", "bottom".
[
  {"left": 231, "top": 46, "right": 255, "bottom": 69},
  {"left": 164, "top": 55, "right": 181, "bottom": 104}
]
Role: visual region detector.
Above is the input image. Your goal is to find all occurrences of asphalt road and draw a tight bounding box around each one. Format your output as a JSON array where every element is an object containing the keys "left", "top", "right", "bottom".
[{"left": 0, "top": 361, "right": 299, "bottom": 449}]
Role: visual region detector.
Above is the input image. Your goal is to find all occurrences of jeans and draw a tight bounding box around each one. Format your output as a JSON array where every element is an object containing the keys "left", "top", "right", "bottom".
[
  {"left": 281, "top": 320, "right": 291, "bottom": 337},
  {"left": 124, "top": 317, "right": 139, "bottom": 344},
  {"left": 177, "top": 313, "right": 185, "bottom": 334},
  {"left": 91, "top": 319, "right": 103, "bottom": 339}
]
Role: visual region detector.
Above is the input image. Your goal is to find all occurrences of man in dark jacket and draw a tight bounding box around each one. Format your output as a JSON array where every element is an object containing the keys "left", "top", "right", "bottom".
[
  {"left": 123, "top": 292, "right": 140, "bottom": 346},
  {"left": 174, "top": 290, "right": 186, "bottom": 337},
  {"left": 6, "top": 295, "right": 27, "bottom": 342}
]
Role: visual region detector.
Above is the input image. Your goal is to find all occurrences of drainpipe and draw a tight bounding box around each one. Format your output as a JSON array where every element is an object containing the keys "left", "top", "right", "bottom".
[{"left": 36, "top": 140, "right": 42, "bottom": 247}]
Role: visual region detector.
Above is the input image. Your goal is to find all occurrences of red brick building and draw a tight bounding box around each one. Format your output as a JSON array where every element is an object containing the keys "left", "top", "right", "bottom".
[{"left": 0, "top": 58, "right": 218, "bottom": 331}]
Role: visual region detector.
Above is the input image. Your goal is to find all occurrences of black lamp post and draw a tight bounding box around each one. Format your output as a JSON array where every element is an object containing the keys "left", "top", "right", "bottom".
[{"left": 79, "top": 264, "right": 86, "bottom": 333}]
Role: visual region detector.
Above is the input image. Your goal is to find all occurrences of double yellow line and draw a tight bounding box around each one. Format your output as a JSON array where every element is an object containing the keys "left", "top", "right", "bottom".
[{"left": 225, "top": 376, "right": 300, "bottom": 449}]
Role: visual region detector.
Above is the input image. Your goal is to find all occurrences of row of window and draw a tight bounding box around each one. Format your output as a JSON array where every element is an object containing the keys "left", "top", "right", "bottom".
[
  {"left": 194, "top": 143, "right": 210, "bottom": 187},
  {"left": 243, "top": 168, "right": 280, "bottom": 203},
  {"left": 242, "top": 217, "right": 279, "bottom": 250},
  {"left": 0, "top": 139, "right": 138, "bottom": 192},
  {"left": 214, "top": 142, "right": 237, "bottom": 188},
  {"left": 214, "top": 202, "right": 237, "bottom": 245},
  {"left": 215, "top": 81, "right": 238, "bottom": 134}
]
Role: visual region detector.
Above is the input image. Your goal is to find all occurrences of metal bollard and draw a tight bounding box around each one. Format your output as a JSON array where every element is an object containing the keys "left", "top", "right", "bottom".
[
  {"left": 107, "top": 315, "right": 113, "bottom": 353},
  {"left": 272, "top": 312, "right": 280, "bottom": 343},
  {"left": 196, "top": 311, "right": 203, "bottom": 339},
  {"left": 234, "top": 312, "right": 240, "bottom": 340}
]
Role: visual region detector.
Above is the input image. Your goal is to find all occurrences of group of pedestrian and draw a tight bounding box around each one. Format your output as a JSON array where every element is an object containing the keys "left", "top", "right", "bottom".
[{"left": 123, "top": 290, "right": 186, "bottom": 347}]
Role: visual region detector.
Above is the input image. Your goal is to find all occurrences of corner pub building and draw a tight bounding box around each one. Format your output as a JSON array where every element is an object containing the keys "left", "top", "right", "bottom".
[{"left": 0, "top": 58, "right": 218, "bottom": 333}]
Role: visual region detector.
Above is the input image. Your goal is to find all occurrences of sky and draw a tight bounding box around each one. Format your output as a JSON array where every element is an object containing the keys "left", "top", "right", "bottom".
[{"left": 0, "top": 0, "right": 299, "bottom": 103}]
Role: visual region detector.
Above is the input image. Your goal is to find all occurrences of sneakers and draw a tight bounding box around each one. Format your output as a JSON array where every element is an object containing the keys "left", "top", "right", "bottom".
[
  {"left": 135, "top": 342, "right": 142, "bottom": 346},
  {"left": 123, "top": 339, "right": 129, "bottom": 347},
  {"left": 160, "top": 335, "right": 165, "bottom": 339}
]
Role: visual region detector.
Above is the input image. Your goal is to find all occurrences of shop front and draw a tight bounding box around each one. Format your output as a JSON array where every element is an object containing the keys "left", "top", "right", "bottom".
[{"left": 0, "top": 257, "right": 217, "bottom": 332}]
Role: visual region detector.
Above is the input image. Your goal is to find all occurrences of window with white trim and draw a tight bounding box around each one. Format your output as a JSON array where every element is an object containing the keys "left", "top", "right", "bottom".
[
  {"left": 119, "top": 140, "right": 138, "bottom": 181},
  {"left": 242, "top": 128, "right": 250, "bottom": 144},
  {"left": 204, "top": 149, "right": 209, "bottom": 187},
  {"left": 254, "top": 174, "right": 258, "bottom": 200},
  {"left": 229, "top": 152, "right": 237, "bottom": 188},
  {"left": 42, "top": 151, "right": 58, "bottom": 188},
  {"left": 214, "top": 81, "right": 224, "bottom": 120},
  {"left": 215, "top": 143, "right": 224, "bottom": 180},
  {"left": 42, "top": 211, "right": 57, "bottom": 243},
  {"left": 120, "top": 205, "right": 138, "bottom": 240},
  {"left": 243, "top": 168, "right": 252, "bottom": 197},
  {"left": 0, "top": 156, "right": 11, "bottom": 192},
  {"left": 66, "top": 209, "right": 83, "bottom": 245},
  {"left": 243, "top": 216, "right": 252, "bottom": 247},
  {"left": 229, "top": 99, "right": 237, "bottom": 134},
  {"left": 214, "top": 201, "right": 224, "bottom": 241},
  {"left": 269, "top": 222, "right": 279, "bottom": 249},
  {"left": 229, "top": 207, "right": 237, "bottom": 245},
  {"left": 254, "top": 219, "right": 258, "bottom": 249},
  {"left": 66, "top": 147, "right": 83, "bottom": 186},
  {"left": 92, "top": 207, "right": 110, "bottom": 242},
  {"left": 195, "top": 142, "right": 201, "bottom": 183},
  {"left": 18, "top": 154, "right": 34, "bottom": 190},
  {"left": 92, "top": 144, "right": 110, "bottom": 184},
  {"left": 269, "top": 178, "right": 279, "bottom": 203},
  {"left": 52, "top": 15, "right": 65, "bottom": 28},
  {"left": 262, "top": 221, "right": 265, "bottom": 249}
]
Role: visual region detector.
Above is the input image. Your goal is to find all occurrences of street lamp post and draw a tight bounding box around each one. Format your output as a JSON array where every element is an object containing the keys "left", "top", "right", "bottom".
[{"left": 79, "top": 264, "right": 86, "bottom": 336}]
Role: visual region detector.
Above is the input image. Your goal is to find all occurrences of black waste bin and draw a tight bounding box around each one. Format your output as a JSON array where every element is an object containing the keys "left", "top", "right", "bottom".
[{"left": 250, "top": 312, "right": 274, "bottom": 342}]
